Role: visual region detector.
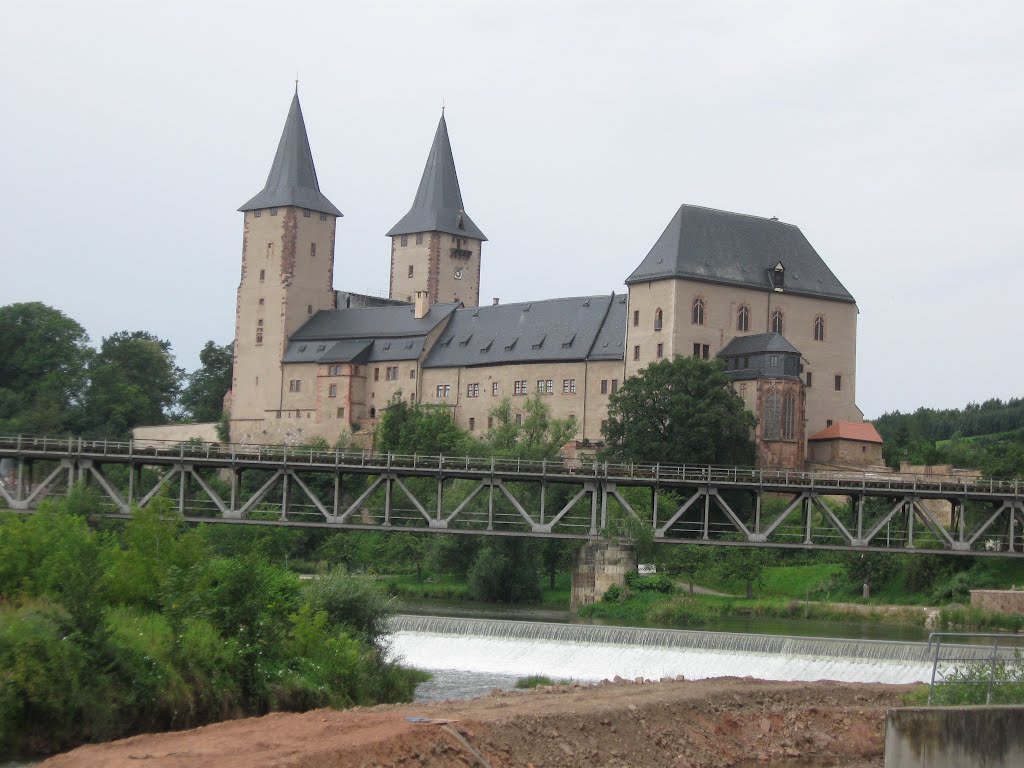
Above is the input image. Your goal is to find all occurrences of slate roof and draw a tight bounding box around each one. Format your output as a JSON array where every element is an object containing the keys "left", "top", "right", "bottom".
[
  {"left": 289, "top": 303, "right": 460, "bottom": 342},
  {"left": 386, "top": 114, "right": 486, "bottom": 241},
  {"left": 283, "top": 339, "right": 371, "bottom": 365},
  {"left": 717, "top": 332, "right": 801, "bottom": 358},
  {"left": 239, "top": 92, "right": 342, "bottom": 217},
  {"left": 626, "top": 205, "right": 853, "bottom": 302},
  {"left": 808, "top": 421, "right": 883, "bottom": 443},
  {"left": 422, "top": 294, "right": 625, "bottom": 369}
]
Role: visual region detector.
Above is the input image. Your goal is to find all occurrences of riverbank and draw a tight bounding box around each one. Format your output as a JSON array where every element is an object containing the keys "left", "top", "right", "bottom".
[{"left": 40, "top": 677, "right": 912, "bottom": 768}]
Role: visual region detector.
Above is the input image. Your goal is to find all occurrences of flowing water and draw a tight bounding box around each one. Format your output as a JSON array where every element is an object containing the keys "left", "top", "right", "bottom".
[{"left": 387, "top": 614, "right": 999, "bottom": 702}]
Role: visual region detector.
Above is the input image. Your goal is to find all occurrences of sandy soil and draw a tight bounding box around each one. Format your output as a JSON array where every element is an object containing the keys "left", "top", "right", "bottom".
[{"left": 40, "top": 677, "right": 913, "bottom": 768}]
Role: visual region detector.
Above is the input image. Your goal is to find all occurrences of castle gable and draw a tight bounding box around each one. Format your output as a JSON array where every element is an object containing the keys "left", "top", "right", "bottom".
[{"left": 626, "top": 204, "right": 854, "bottom": 303}]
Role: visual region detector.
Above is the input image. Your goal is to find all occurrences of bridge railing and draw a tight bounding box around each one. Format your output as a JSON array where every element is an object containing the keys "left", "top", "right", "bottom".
[{"left": 0, "top": 434, "right": 1020, "bottom": 497}]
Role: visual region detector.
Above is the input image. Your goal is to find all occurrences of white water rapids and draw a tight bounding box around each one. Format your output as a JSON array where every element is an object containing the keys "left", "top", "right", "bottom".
[{"left": 387, "top": 616, "right": 942, "bottom": 695}]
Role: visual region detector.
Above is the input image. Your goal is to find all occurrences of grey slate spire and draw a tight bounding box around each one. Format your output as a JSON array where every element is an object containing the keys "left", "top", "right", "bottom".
[
  {"left": 387, "top": 113, "right": 486, "bottom": 240},
  {"left": 239, "top": 92, "right": 342, "bottom": 217}
]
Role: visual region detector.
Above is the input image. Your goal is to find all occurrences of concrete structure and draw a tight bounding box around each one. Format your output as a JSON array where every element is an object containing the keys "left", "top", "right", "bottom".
[
  {"left": 885, "top": 706, "right": 1024, "bottom": 767},
  {"left": 970, "top": 590, "right": 1024, "bottom": 614},
  {"left": 570, "top": 541, "right": 637, "bottom": 611},
  {"left": 224, "top": 92, "right": 867, "bottom": 464}
]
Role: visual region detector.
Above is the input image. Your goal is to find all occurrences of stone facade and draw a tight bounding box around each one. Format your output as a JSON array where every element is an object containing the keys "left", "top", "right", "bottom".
[
  {"left": 809, "top": 437, "right": 884, "bottom": 467},
  {"left": 625, "top": 277, "right": 861, "bottom": 441},
  {"left": 970, "top": 590, "right": 1024, "bottom": 614},
  {"left": 390, "top": 232, "right": 481, "bottom": 308},
  {"left": 229, "top": 207, "right": 338, "bottom": 444},
  {"left": 570, "top": 541, "right": 637, "bottom": 611}
]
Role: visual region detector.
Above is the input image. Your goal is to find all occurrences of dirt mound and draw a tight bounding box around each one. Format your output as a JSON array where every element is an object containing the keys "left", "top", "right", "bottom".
[{"left": 41, "top": 677, "right": 912, "bottom": 767}]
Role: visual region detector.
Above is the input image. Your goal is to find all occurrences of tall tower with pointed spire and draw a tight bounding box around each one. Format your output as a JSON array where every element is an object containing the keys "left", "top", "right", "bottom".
[
  {"left": 387, "top": 113, "right": 486, "bottom": 308},
  {"left": 228, "top": 91, "right": 341, "bottom": 442}
]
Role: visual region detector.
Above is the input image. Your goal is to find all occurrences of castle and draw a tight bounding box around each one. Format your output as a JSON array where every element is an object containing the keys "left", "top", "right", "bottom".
[{"left": 224, "top": 92, "right": 866, "bottom": 468}]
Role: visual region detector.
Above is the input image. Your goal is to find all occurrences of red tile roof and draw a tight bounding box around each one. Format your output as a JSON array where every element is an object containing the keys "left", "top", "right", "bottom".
[{"left": 807, "top": 421, "right": 884, "bottom": 444}]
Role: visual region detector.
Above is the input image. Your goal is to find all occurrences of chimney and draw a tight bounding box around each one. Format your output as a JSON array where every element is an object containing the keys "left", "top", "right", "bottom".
[
  {"left": 414, "top": 291, "right": 430, "bottom": 319},
  {"left": 492, "top": 297, "right": 500, "bottom": 306}
]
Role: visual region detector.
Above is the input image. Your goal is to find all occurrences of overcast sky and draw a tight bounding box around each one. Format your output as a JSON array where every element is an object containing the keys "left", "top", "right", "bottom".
[{"left": 1, "top": 1, "right": 1021, "bottom": 420}]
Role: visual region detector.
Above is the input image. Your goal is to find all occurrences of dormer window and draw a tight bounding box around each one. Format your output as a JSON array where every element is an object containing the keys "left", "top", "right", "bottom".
[{"left": 772, "top": 262, "right": 785, "bottom": 290}]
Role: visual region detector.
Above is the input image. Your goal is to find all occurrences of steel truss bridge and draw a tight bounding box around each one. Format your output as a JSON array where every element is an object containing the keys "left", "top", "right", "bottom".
[{"left": 1, "top": 435, "right": 1023, "bottom": 557}]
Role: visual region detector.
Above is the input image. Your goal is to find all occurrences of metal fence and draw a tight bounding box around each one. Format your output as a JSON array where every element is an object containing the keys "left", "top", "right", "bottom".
[{"left": 927, "top": 632, "right": 1024, "bottom": 705}]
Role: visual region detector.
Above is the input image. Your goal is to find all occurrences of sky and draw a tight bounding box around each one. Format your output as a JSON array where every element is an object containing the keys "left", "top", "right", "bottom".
[{"left": 1, "top": 1, "right": 1021, "bottom": 420}]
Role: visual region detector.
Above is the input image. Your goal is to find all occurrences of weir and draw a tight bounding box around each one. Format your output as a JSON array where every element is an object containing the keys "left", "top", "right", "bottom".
[
  {"left": 388, "top": 616, "right": 1018, "bottom": 688},
  {"left": 390, "top": 615, "right": 998, "bottom": 665}
]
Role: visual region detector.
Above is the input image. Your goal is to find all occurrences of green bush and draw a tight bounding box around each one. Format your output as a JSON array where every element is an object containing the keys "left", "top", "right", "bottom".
[
  {"left": 602, "top": 584, "right": 624, "bottom": 602},
  {"left": 930, "top": 572, "right": 972, "bottom": 604},
  {"left": 303, "top": 567, "right": 392, "bottom": 643},
  {"left": 647, "top": 598, "right": 715, "bottom": 626},
  {"left": 626, "top": 573, "right": 677, "bottom": 594}
]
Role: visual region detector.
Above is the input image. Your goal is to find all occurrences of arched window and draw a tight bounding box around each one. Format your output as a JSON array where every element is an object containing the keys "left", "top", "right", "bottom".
[
  {"left": 763, "top": 392, "right": 781, "bottom": 440},
  {"left": 771, "top": 309, "right": 784, "bottom": 334},
  {"left": 654, "top": 308, "right": 663, "bottom": 331},
  {"left": 737, "top": 305, "right": 750, "bottom": 332},
  {"left": 814, "top": 315, "right": 825, "bottom": 341},
  {"left": 691, "top": 297, "right": 705, "bottom": 326},
  {"left": 781, "top": 392, "right": 796, "bottom": 440}
]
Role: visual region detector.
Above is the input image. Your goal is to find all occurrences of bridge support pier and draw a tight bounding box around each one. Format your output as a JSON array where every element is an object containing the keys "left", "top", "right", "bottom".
[{"left": 570, "top": 540, "right": 636, "bottom": 612}]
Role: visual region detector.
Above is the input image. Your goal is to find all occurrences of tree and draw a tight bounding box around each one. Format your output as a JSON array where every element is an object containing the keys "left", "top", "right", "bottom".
[
  {"left": 485, "top": 395, "right": 577, "bottom": 459},
  {"left": 82, "top": 331, "right": 184, "bottom": 436},
  {"left": 664, "top": 544, "right": 711, "bottom": 595},
  {"left": 180, "top": 341, "right": 233, "bottom": 423},
  {"left": 720, "top": 545, "right": 772, "bottom": 599},
  {"left": 842, "top": 551, "right": 899, "bottom": 599},
  {"left": 602, "top": 356, "right": 756, "bottom": 466},
  {"left": 375, "top": 395, "right": 475, "bottom": 456},
  {"left": 0, "top": 302, "right": 92, "bottom": 434}
]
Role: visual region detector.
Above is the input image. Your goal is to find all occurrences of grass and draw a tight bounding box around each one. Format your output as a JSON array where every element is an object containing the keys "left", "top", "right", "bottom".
[{"left": 515, "top": 675, "right": 571, "bottom": 689}]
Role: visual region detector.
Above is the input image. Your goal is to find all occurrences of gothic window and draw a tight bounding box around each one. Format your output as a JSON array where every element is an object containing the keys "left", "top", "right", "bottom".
[
  {"left": 691, "top": 297, "right": 705, "bottom": 326},
  {"left": 814, "top": 315, "right": 825, "bottom": 341},
  {"left": 763, "top": 392, "right": 781, "bottom": 440},
  {"left": 737, "top": 305, "right": 750, "bottom": 332},
  {"left": 771, "top": 309, "right": 784, "bottom": 334},
  {"left": 781, "top": 392, "right": 796, "bottom": 440},
  {"left": 654, "top": 308, "right": 663, "bottom": 331}
]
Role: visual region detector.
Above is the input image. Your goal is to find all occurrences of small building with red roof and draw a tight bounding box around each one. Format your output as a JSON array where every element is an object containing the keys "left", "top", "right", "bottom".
[{"left": 807, "top": 421, "right": 884, "bottom": 468}]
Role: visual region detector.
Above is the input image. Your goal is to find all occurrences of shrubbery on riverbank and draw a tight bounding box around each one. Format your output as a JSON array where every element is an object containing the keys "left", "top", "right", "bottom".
[{"left": 0, "top": 490, "right": 426, "bottom": 758}]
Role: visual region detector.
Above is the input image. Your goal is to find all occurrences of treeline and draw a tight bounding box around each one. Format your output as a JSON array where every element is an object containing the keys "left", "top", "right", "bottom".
[
  {"left": 875, "top": 398, "right": 1024, "bottom": 478},
  {"left": 0, "top": 302, "right": 231, "bottom": 438},
  {"left": 0, "top": 490, "right": 423, "bottom": 758}
]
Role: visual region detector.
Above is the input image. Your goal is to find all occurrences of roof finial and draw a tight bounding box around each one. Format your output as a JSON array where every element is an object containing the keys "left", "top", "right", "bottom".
[
  {"left": 295, "top": 74, "right": 299, "bottom": 95},
  {"left": 441, "top": 98, "right": 446, "bottom": 116}
]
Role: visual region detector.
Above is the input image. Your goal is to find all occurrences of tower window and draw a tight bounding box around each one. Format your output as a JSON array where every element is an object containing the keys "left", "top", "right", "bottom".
[
  {"left": 400, "top": 235, "right": 408, "bottom": 247},
  {"left": 270, "top": 208, "right": 278, "bottom": 216},
  {"left": 601, "top": 379, "right": 608, "bottom": 394},
  {"left": 611, "top": 379, "right": 619, "bottom": 393},
  {"left": 303, "top": 209, "right": 311, "bottom": 218},
  {"left": 633, "top": 345, "right": 640, "bottom": 361},
  {"left": 814, "top": 315, "right": 825, "bottom": 341},
  {"left": 307, "top": 305, "right": 313, "bottom": 315},
  {"left": 656, "top": 342, "right": 664, "bottom": 358},
  {"left": 737, "top": 305, "right": 750, "bottom": 332},
  {"left": 835, "top": 375, "right": 842, "bottom": 391},
  {"left": 492, "top": 381, "right": 499, "bottom": 395},
  {"left": 408, "top": 264, "right": 414, "bottom": 278},
  {"left": 320, "top": 213, "right": 327, "bottom": 221},
  {"left": 416, "top": 233, "right": 424, "bottom": 245},
  {"left": 654, "top": 308, "right": 663, "bottom": 331},
  {"left": 328, "top": 384, "right": 337, "bottom": 398},
  {"left": 691, "top": 297, "right": 705, "bottom": 326},
  {"left": 374, "top": 368, "right": 380, "bottom": 381},
  {"left": 633, "top": 310, "right": 640, "bottom": 327},
  {"left": 255, "top": 328, "right": 263, "bottom": 344},
  {"left": 259, "top": 269, "right": 265, "bottom": 282},
  {"left": 782, "top": 392, "right": 796, "bottom": 440},
  {"left": 771, "top": 309, "right": 784, "bottom": 334},
  {"left": 310, "top": 243, "right": 317, "bottom": 257},
  {"left": 254, "top": 210, "right": 262, "bottom": 218},
  {"left": 763, "top": 392, "right": 781, "bottom": 440},
  {"left": 469, "top": 417, "right": 475, "bottom": 431},
  {"left": 806, "top": 371, "right": 813, "bottom": 388},
  {"left": 258, "top": 297, "right": 264, "bottom": 305}
]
